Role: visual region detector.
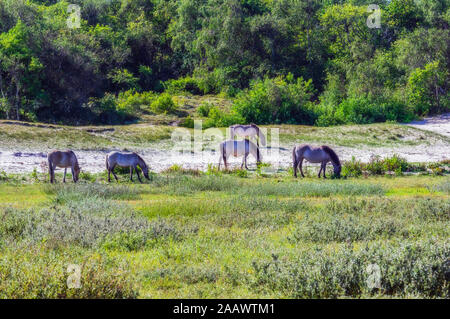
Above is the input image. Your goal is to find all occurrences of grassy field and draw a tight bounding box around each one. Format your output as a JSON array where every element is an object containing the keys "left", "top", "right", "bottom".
[{"left": 0, "top": 169, "right": 448, "bottom": 298}]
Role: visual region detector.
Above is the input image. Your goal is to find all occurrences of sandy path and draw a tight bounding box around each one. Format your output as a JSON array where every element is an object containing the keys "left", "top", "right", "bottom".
[
  {"left": 405, "top": 113, "right": 450, "bottom": 137},
  {"left": 1, "top": 115, "right": 449, "bottom": 174}
]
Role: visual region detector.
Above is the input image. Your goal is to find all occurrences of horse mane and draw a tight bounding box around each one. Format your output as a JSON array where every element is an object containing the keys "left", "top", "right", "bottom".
[
  {"left": 250, "top": 123, "right": 266, "bottom": 146},
  {"left": 135, "top": 153, "right": 147, "bottom": 168},
  {"left": 321, "top": 146, "right": 340, "bottom": 166}
]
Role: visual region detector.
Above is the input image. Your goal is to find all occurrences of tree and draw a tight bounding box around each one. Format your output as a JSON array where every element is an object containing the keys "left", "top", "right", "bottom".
[
  {"left": 407, "top": 61, "right": 449, "bottom": 115},
  {"left": 0, "top": 19, "right": 43, "bottom": 120}
]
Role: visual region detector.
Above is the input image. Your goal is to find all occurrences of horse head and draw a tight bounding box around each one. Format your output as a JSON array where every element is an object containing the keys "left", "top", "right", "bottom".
[
  {"left": 74, "top": 164, "right": 81, "bottom": 182},
  {"left": 333, "top": 163, "right": 341, "bottom": 179}
]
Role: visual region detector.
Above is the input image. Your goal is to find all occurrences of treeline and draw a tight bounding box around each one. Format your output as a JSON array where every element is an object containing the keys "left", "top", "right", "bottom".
[{"left": 0, "top": 0, "right": 448, "bottom": 125}]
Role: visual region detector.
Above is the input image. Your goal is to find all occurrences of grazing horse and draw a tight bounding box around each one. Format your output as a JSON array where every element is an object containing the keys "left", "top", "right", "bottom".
[
  {"left": 47, "top": 150, "right": 80, "bottom": 183},
  {"left": 106, "top": 151, "right": 150, "bottom": 183},
  {"left": 292, "top": 145, "right": 341, "bottom": 178},
  {"left": 229, "top": 124, "right": 266, "bottom": 147},
  {"left": 218, "top": 139, "right": 261, "bottom": 170}
]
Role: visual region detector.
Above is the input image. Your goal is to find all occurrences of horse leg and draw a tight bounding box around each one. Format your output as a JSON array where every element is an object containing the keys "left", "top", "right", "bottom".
[
  {"left": 71, "top": 167, "right": 76, "bottom": 183},
  {"left": 135, "top": 165, "right": 143, "bottom": 183},
  {"left": 245, "top": 154, "right": 249, "bottom": 170},
  {"left": 111, "top": 165, "right": 119, "bottom": 182},
  {"left": 130, "top": 166, "right": 134, "bottom": 181},
  {"left": 318, "top": 165, "right": 322, "bottom": 178},
  {"left": 48, "top": 161, "right": 53, "bottom": 184},
  {"left": 323, "top": 163, "right": 327, "bottom": 178},
  {"left": 299, "top": 158, "right": 305, "bottom": 178},
  {"left": 50, "top": 163, "right": 57, "bottom": 183},
  {"left": 293, "top": 157, "right": 298, "bottom": 178},
  {"left": 63, "top": 168, "right": 67, "bottom": 183}
]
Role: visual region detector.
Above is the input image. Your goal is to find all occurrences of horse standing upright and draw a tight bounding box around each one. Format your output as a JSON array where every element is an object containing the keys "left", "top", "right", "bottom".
[
  {"left": 47, "top": 150, "right": 81, "bottom": 183},
  {"left": 106, "top": 151, "right": 150, "bottom": 183},
  {"left": 229, "top": 124, "right": 266, "bottom": 147},
  {"left": 292, "top": 145, "right": 341, "bottom": 178},
  {"left": 218, "top": 139, "right": 261, "bottom": 170}
]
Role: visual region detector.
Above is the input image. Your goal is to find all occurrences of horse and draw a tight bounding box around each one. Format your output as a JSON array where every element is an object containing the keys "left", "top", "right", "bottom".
[
  {"left": 218, "top": 139, "right": 261, "bottom": 170},
  {"left": 292, "top": 145, "right": 341, "bottom": 178},
  {"left": 47, "top": 150, "right": 80, "bottom": 183},
  {"left": 229, "top": 124, "right": 266, "bottom": 147},
  {"left": 106, "top": 151, "right": 150, "bottom": 183}
]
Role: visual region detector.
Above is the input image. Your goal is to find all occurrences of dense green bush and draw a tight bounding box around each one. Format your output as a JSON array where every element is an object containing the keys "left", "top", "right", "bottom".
[
  {"left": 116, "top": 90, "right": 156, "bottom": 114},
  {"left": 197, "top": 102, "right": 214, "bottom": 117},
  {"left": 204, "top": 106, "right": 245, "bottom": 128},
  {"left": 316, "top": 97, "right": 414, "bottom": 126},
  {"left": 164, "top": 76, "right": 203, "bottom": 95},
  {"left": 341, "top": 157, "right": 364, "bottom": 178},
  {"left": 232, "top": 75, "right": 316, "bottom": 125},
  {"left": 150, "top": 93, "right": 179, "bottom": 114}
]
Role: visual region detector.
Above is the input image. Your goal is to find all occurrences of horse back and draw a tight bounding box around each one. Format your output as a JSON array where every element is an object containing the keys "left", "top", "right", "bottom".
[{"left": 48, "top": 150, "right": 78, "bottom": 167}]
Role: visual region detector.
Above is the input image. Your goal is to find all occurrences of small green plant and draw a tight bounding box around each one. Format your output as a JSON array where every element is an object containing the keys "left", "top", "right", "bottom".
[
  {"left": 31, "top": 168, "right": 39, "bottom": 182},
  {"left": 197, "top": 102, "right": 214, "bottom": 117},
  {"left": 383, "top": 154, "right": 408, "bottom": 173},
  {"left": 151, "top": 93, "right": 178, "bottom": 114},
  {"left": 366, "top": 155, "right": 385, "bottom": 175},
  {"left": 342, "top": 157, "right": 363, "bottom": 178},
  {"left": 0, "top": 170, "right": 7, "bottom": 182}
]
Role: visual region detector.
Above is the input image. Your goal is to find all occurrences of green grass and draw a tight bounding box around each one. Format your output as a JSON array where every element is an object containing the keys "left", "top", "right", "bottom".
[{"left": 0, "top": 172, "right": 448, "bottom": 298}]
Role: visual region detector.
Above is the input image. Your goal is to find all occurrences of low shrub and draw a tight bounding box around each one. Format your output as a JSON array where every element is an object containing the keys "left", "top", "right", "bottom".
[
  {"left": 252, "top": 239, "right": 449, "bottom": 298},
  {"left": 197, "top": 102, "right": 214, "bottom": 117},
  {"left": 203, "top": 106, "right": 245, "bottom": 128},
  {"left": 383, "top": 154, "right": 408, "bottom": 174},
  {"left": 150, "top": 93, "right": 178, "bottom": 114},
  {"left": 44, "top": 183, "right": 142, "bottom": 202},
  {"left": 0, "top": 246, "right": 138, "bottom": 298},
  {"left": 432, "top": 181, "right": 450, "bottom": 194},
  {"left": 0, "top": 206, "right": 188, "bottom": 250},
  {"left": 164, "top": 76, "right": 203, "bottom": 95},
  {"left": 341, "top": 157, "right": 364, "bottom": 177},
  {"left": 366, "top": 155, "right": 385, "bottom": 175},
  {"left": 116, "top": 90, "right": 156, "bottom": 113},
  {"left": 292, "top": 215, "right": 406, "bottom": 243}
]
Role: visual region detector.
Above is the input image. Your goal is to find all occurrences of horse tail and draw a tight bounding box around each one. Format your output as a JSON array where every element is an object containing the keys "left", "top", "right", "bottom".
[
  {"left": 256, "top": 145, "right": 260, "bottom": 163},
  {"left": 47, "top": 154, "right": 53, "bottom": 183},
  {"left": 322, "top": 145, "right": 340, "bottom": 166},
  {"left": 292, "top": 146, "right": 297, "bottom": 164},
  {"left": 105, "top": 154, "right": 109, "bottom": 170},
  {"left": 222, "top": 142, "right": 226, "bottom": 164},
  {"left": 219, "top": 142, "right": 226, "bottom": 169}
]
